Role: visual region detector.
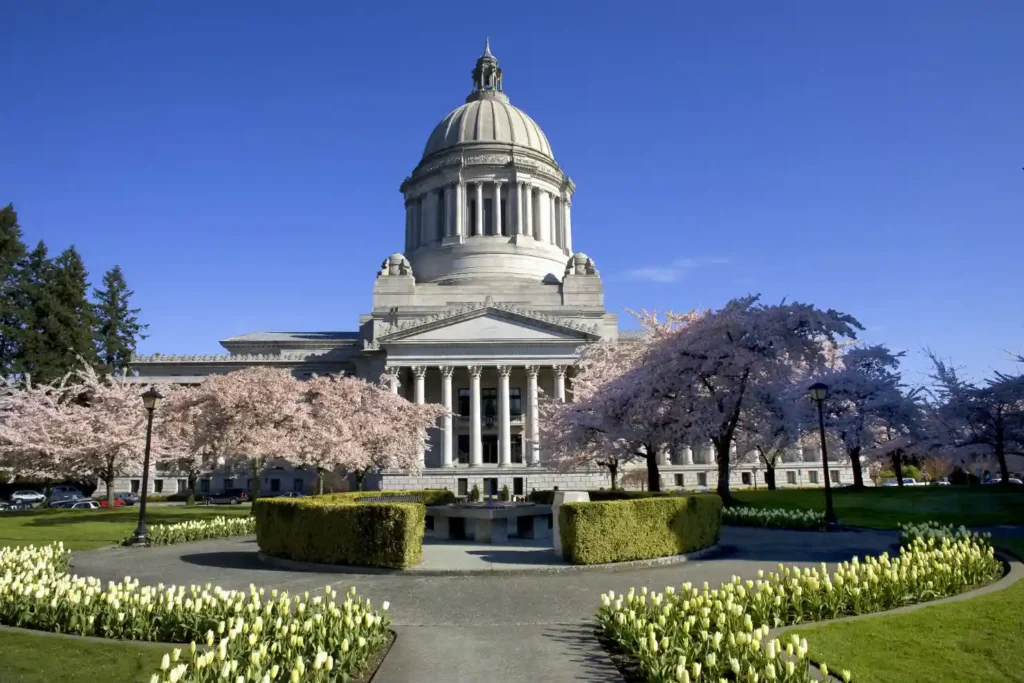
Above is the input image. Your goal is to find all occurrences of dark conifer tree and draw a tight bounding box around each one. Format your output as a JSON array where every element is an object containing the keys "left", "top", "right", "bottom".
[
  {"left": 0, "top": 204, "right": 27, "bottom": 376},
  {"left": 93, "top": 265, "right": 147, "bottom": 375}
]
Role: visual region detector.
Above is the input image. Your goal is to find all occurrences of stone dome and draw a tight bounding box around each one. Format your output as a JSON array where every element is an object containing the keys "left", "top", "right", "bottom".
[{"left": 422, "top": 98, "right": 553, "bottom": 160}]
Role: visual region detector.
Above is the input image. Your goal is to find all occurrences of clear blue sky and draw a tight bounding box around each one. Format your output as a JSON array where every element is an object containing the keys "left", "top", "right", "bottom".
[{"left": 2, "top": 2, "right": 1022, "bottom": 384}]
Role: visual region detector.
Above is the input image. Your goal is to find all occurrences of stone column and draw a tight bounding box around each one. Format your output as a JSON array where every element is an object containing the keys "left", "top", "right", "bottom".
[
  {"left": 455, "top": 181, "right": 465, "bottom": 238},
  {"left": 515, "top": 182, "right": 525, "bottom": 235},
  {"left": 441, "top": 185, "right": 451, "bottom": 237},
  {"left": 387, "top": 367, "right": 400, "bottom": 394},
  {"left": 498, "top": 365, "right": 511, "bottom": 467},
  {"left": 469, "top": 365, "right": 483, "bottom": 467},
  {"left": 412, "top": 366, "right": 426, "bottom": 467},
  {"left": 657, "top": 444, "right": 669, "bottom": 466},
  {"left": 419, "top": 196, "right": 430, "bottom": 246},
  {"left": 404, "top": 201, "right": 413, "bottom": 249},
  {"left": 494, "top": 182, "right": 503, "bottom": 236},
  {"left": 553, "top": 365, "right": 566, "bottom": 402},
  {"left": 682, "top": 445, "right": 694, "bottom": 465},
  {"left": 474, "top": 182, "right": 484, "bottom": 236},
  {"left": 440, "top": 366, "right": 454, "bottom": 468},
  {"left": 536, "top": 190, "right": 549, "bottom": 243},
  {"left": 526, "top": 365, "right": 540, "bottom": 466},
  {"left": 525, "top": 185, "right": 534, "bottom": 238},
  {"left": 563, "top": 199, "right": 572, "bottom": 253}
]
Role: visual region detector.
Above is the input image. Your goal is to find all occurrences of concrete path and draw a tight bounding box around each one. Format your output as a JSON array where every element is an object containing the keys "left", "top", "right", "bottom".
[{"left": 70, "top": 527, "right": 900, "bottom": 682}]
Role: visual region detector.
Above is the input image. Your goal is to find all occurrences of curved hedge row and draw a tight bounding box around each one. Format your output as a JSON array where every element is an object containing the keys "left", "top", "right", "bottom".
[
  {"left": 559, "top": 495, "right": 722, "bottom": 564},
  {"left": 255, "top": 491, "right": 452, "bottom": 569}
]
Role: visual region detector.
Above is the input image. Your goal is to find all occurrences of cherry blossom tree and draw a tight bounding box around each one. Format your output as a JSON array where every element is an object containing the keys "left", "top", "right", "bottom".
[
  {"left": 735, "top": 382, "right": 800, "bottom": 490},
  {"left": 810, "top": 344, "right": 916, "bottom": 488},
  {"left": 928, "top": 352, "right": 1024, "bottom": 486},
  {"left": 187, "top": 367, "right": 306, "bottom": 500},
  {"left": 0, "top": 374, "right": 68, "bottom": 485},
  {"left": 155, "top": 385, "right": 212, "bottom": 504}
]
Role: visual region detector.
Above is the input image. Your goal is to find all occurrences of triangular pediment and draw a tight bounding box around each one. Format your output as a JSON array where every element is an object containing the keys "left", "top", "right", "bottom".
[{"left": 378, "top": 304, "right": 600, "bottom": 345}]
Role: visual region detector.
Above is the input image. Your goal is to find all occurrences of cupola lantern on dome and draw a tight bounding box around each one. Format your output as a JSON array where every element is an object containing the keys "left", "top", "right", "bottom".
[{"left": 468, "top": 38, "right": 506, "bottom": 103}]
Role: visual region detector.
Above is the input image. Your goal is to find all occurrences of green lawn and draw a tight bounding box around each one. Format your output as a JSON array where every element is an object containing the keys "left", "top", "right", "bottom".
[
  {"left": 0, "top": 629, "right": 167, "bottom": 683},
  {"left": 793, "top": 540, "right": 1024, "bottom": 683},
  {"left": 0, "top": 504, "right": 252, "bottom": 550},
  {"left": 732, "top": 486, "right": 1024, "bottom": 529}
]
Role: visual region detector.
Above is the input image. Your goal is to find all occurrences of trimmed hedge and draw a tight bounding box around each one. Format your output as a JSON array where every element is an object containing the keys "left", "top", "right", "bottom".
[
  {"left": 529, "top": 489, "right": 688, "bottom": 505},
  {"left": 320, "top": 489, "right": 456, "bottom": 506},
  {"left": 559, "top": 495, "right": 722, "bottom": 565},
  {"left": 254, "top": 497, "right": 426, "bottom": 569}
]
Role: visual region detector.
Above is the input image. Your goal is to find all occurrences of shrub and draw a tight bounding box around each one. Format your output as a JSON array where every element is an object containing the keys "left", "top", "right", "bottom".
[
  {"left": 500, "top": 484, "right": 510, "bottom": 501},
  {"left": 0, "top": 543, "right": 391, "bottom": 683},
  {"left": 122, "top": 515, "right": 256, "bottom": 546},
  {"left": 529, "top": 489, "right": 687, "bottom": 505},
  {"left": 722, "top": 506, "right": 826, "bottom": 530},
  {"left": 255, "top": 497, "right": 425, "bottom": 569},
  {"left": 469, "top": 484, "right": 481, "bottom": 502},
  {"left": 320, "top": 489, "right": 455, "bottom": 506},
  {"left": 559, "top": 495, "right": 721, "bottom": 565},
  {"left": 597, "top": 530, "right": 1002, "bottom": 682}
]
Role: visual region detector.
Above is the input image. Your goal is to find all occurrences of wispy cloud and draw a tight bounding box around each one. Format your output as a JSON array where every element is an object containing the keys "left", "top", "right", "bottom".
[{"left": 623, "top": 257, "right": 729, "bottom": 283}]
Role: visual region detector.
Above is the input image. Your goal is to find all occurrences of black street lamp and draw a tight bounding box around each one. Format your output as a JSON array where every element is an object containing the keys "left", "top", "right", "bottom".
[
  {"left": 808, "top": 382, "right": 839, "bottom": 529},
  {"left": 129, "top": 387, "right": 163, "bottom": 546}
]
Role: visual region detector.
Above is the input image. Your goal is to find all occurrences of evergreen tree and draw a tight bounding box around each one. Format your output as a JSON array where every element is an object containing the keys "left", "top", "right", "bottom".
[
  {"left": 0, "top": 204, "right": 27, "bottom": 376},
  {"left": 93, "top": 265, "right": 147, "bottom": 375},
  {"left": 14, "top": 245, "right": 97, "bottom": 383}
]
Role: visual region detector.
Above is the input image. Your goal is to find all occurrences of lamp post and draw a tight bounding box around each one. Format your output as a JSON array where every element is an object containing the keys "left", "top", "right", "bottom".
[
  {"left": 129, "top": 387, "right": 163, "bottom": 545},
  {"left": 808, "top": 382, "right": 839, "bottom": 529}
]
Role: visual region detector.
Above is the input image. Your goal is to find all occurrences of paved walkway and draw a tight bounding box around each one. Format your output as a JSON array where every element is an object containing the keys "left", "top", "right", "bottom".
[{"left": 71, "top": 528, "right": 900, "bottom": 682}]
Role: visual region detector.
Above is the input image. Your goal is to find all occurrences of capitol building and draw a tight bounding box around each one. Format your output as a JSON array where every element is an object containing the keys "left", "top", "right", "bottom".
[{"left": 127, "top": 43, "right": 854, "bottom": 498}]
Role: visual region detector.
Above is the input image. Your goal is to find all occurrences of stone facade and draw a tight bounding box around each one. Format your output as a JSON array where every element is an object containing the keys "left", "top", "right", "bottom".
[{"left": 130, "top": 43, "right": 860, "bottom": 496}]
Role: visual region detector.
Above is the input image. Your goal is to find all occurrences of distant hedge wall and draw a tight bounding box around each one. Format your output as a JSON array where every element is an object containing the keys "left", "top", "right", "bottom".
[
  {"left": 558, "top": 495, "right": 722, "bottom": 565},
  {"left": 321, "top": 489, "right": 456, "bottom": 506},
  {"left": 254, "top": 497, "right": 426, "bottom": 569},
  {"left": 529, "top": 489, "right": 688, "bottom": 505}
]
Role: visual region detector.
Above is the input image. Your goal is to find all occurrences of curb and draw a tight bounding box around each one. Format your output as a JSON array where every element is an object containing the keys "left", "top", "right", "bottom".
[{"left": 256, "top": 543, "right": 724, "bottom": 576}]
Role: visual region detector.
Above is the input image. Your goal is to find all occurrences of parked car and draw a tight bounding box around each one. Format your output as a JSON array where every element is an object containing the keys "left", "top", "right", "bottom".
[
  {"left": 99, "top": 497, "right": 126, "bottom": 508},
  {"left": 49, "top": 486, "right": 85, "bottom": 504},
  {"left": 202, "top": 488, "right": 248, "bottom": 505},
  {"left": 49, "top": 498, "right": 84, "bottom": 509},
  {"left": 983, "top": 478, "right": 1024, "bottom": 486},
  {"left": 114, "top": 492, "right": 140, "bottom": 505},
  {"left": 881, "top": 478, "right": 920, "bottom": 487},
  {"left": 274, "top": 492, "right": 307, "bottom": 498},
  {"left": 70, "top": 500, "right": 100, "bottom": 510},
  {"left": 9, "top": 490, "right": 45, "bottom": 505}
]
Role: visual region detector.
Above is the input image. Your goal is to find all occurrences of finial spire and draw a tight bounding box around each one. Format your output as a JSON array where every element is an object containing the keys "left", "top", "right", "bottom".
[
  {"left": 467, "top": 40, "right": 507, "bottom": 103},
  {"left": 483, "top": 37, "right": 493, "bottom": 58}
]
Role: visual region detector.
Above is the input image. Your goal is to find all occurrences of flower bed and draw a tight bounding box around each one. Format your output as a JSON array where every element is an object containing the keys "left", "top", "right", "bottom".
[
  {"left": 898, "top": 521, "right": 985, "bottom": 546},
  {"left": 121, "top": 516, "right": 256, "bottom": 546},
  {"left": 0, "top": 543, "right": 390, "bottom": 682},
  {"left": 597, "top": 528, "right": 1002, "bottom": 682},
  {"left": 722, "top": 506, "right": 826, "bottom": 531}
]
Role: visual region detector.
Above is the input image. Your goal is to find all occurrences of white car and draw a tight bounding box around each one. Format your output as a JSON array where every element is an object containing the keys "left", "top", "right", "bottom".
[
  {"left": 10, "top": 490, "right": 45, "bottom": 504},
  {"left": 69, "top": 499, "right": 100, "bottom": 510},
  {"left": 881, "top": 478, "right": 920, "bottom": 487}
]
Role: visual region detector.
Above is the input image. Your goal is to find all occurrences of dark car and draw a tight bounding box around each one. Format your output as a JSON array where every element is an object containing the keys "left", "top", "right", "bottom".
[
  {"left": 115, "top": 492, "right": 140, "bottom": 505},
  {"left": 203, "top": 488, "right": 248, "bottom": 505}
]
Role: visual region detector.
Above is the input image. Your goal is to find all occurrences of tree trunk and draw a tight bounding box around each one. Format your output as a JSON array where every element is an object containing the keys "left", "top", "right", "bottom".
[
  {"left": 765, "top": 466, "right": 776, "bottom": 491},
  {"left": 355, "top": 469, "right": 367, "bottom": 491},
  {"left": 645, "top": 444, "right": 661, "bottom": 492},
  {"left": 849, "top": 446, "right": 865, "bottom": 489},
  {"left": 105, "top": 464, "right": 116, "bottom": 509},
  {"left": 714, "top": 439, "right": 732, "bottom": 505},
  {"left": 186, "top": 472, "right": 197, "bottom": 506},
  {"left": 996, "top": 440, "right": 1010, "bottom": 487},
  {"left": 892, "top": 451, "right": 904, "bottom": 486},
  {"left": 318, "top": 468, "right": 325, "bottom": 495},
  {"left": 249, "top": 462, "right": 262, "bottom": 514},
  {"left": 608, "top": 462, "right": 618, "bottom": 490}
]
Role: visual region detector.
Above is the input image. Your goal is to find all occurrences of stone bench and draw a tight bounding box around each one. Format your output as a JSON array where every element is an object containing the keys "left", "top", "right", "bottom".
[{"left": 427, "top": 504, "right": 553, "bottom": 543}]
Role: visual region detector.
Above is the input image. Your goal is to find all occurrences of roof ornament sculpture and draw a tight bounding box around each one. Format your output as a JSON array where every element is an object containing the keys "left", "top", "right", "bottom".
[
  {"left": 377, "top": 253, "right": 414, "bottom": 278},
  {"left": 564, "top": 253, "right": 599, "bottom": 277}
]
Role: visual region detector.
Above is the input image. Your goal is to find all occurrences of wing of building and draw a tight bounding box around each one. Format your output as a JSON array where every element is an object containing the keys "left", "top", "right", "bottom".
[{"left": 121, "top": 42, "right": 857, "bottom": 499}]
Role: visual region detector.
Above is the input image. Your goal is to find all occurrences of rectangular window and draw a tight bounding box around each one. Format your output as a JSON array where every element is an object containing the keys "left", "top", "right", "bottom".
[
  {"left": 510, "top": 388, "right": 522, "bottom": 417},
  {"left": 482, "top": 388, "right": 498, "bottom": 420},
  {"left": 486, "top": 477, "right": 499, "bottom": 496},
  {"left": 457, "top": 478, "right": 468, "bottom": 497},
  {"left": 294, "top": 478, "right": 304, "bottom": 492},
  {"left": 500, "top": 198, "right": 508, "bottom": 236},
  {"left": 200, "top": 479, "right": 210, "bottom": 493},
  {"left": 674, "top": 473, "right": 684, "bottom": 487},
  {"left": 741, "top": 472, "right": 752, "bottom": 486},
  {"left": 154, "top": 479, "right": 164, "bottom": 494},
  {"left": 270, "top": 478, "right": 281, "bottom": 493},
  {"left": 809, "top": 471, "right": 819, "bottom": 484},
  {"left": 483, "top": 198, "right": 494, "bottom": 235},
  {"left": 483, "top": 436, "right": 498, "bottom": 465},
  {"left": 697, "top": 472, "right": 707, "bottom": 487},
  {"left": 177, "top": 479, "right": 188, "bottom": 492},
  {"left": 787, "top": 471, "right": 797, "bottom": 485},
  {"left": 513, "top": 477, "right": 524, "bottom": 496},
  {"left": 458, "top": 388, "right": 470, "bottom": 417},
  {"left": 511, "top": 434, "right": 523, "bottom": 463},
  {"left": 458, "top": 435, "right": 470, "bottom": 464},
  {"left": 436, "top": 189, "right": 446, "bottom": 240},
  {"left": 130, "top": 479, "right": 141, "bottom": 494},
  {"left": 469, "top": 198, "right": 478, "bottom": 235},
  {"left": 830, "top": 470, "right": 840, "bottom": 484}
]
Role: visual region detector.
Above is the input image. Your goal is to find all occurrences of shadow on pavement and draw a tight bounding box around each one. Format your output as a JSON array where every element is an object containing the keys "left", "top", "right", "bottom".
[
  {"left": 541, "top": 624, "right": 625, "bottom": 682},
  {"left": 179, "top": 551, "right": 265, "bottom": 570}
]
